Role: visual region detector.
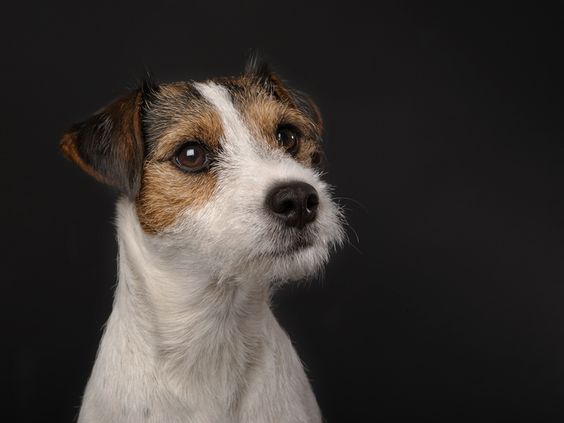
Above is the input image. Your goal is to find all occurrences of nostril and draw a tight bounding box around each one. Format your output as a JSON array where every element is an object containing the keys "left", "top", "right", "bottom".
[
  {"left": 306, "top": 193, "right": 319, "bottom": 212},
  {"left": 278, "top": 198, "right": 296, "bottom": 215},
  {"left": 267, "top": 187, "right": 297, "bottom": 216}
]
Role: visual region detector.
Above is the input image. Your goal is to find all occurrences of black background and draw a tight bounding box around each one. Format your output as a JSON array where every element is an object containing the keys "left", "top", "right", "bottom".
[{"left": 2, "top": 1, "right": 564, "bottom": 422}]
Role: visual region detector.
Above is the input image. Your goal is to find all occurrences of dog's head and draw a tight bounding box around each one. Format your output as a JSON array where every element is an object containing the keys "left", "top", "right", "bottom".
[{"left": 61, "top": 61, "right": 344, "bottom": 283}]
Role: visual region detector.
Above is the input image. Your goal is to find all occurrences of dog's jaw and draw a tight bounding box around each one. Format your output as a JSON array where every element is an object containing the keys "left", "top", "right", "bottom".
[{"left": 77, "top": 198, "right": 323, "bottom": 423}]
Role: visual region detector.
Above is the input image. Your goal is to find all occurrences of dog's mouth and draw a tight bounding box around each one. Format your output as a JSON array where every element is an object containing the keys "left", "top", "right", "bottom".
[{"left": 268, "top": 233, "right": 315, "bottom": 258}]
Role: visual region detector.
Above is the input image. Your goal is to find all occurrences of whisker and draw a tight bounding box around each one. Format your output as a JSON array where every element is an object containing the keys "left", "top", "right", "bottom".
[{"left": 343, "top": 220, "right": 363, "bottom": 255}]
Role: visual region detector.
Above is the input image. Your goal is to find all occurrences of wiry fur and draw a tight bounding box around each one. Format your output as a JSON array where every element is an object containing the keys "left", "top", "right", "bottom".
[{"left": 65, "top": 72, "right": 344, "bottom": 422}]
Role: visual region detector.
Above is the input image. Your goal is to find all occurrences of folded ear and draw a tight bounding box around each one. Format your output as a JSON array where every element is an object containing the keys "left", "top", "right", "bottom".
[
  {"left": 245, "top": 57, "right": 323, "bottom": 130},
  {"left": 59, "top": 80, "right": 156, "bottom": 198}
]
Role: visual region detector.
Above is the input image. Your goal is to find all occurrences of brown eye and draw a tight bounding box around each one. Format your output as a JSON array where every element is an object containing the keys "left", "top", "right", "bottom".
[
  {"left": 173, "top": 141, "right": 209, "bottom": 172},
  {"left": 276, "top": 125, "right": 300, "bottom": 156}
]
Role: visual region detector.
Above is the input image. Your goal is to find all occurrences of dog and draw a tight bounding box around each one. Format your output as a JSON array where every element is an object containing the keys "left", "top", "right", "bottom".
[{"left": 60, "top": 59, "right": 344, "bottom": 423}]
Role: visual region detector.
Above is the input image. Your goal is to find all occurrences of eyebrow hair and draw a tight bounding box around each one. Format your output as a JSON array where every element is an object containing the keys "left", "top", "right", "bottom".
[{"left": 142, "top": 82, "right": 210, "bottom": 156}]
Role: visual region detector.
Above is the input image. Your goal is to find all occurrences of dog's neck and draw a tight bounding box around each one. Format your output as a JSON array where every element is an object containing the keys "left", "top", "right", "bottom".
[
  {"left": 80, "top": 199, "right": 323, "bottom": 422},
  {"left": 106, "top": 199, "right": 271, "bottom": 405}
]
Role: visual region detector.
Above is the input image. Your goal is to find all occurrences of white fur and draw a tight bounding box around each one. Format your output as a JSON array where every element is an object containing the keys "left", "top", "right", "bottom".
[{"left": 78, "top": 82, "right": 344, "bottom": 422}]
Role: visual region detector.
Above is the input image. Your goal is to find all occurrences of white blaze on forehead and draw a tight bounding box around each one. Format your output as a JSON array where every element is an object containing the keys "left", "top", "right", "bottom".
[
  {"left": 192, "top": 81, "right": 324, "bottom": 208},
  {"left": 194, "top": 82, "right": 254, "bottom": 153}
]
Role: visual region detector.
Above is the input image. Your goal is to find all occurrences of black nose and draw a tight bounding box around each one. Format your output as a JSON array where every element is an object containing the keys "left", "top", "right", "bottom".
[{"left": 266, "top": 181, "right": 319, "bottom": 229}]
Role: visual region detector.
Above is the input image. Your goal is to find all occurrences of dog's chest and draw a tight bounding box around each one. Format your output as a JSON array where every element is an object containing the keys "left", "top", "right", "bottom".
[{"left": 78, "top": 307, "right": 321, "bottom": 423}]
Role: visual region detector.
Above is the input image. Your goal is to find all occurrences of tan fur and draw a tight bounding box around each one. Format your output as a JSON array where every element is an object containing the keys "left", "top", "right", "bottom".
[
  {"left": 136, "top": 89, "right": 223, "bottom": 234},
  {"left": 136, "top": 162, "right": 217, "bottom": 233},
  {"left": 228, "top": 79, "right": 322, "bottom": 168},
  {"left": 146, "top": 85, "right": 224, "bottom": 161}
]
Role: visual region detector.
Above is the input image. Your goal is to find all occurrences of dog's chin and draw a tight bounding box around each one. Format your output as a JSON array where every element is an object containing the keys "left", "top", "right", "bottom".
[
  {"left": 204, "top": 219, "right": 342, "bottom": 283},
  {"left": 268, "top": 237, "right": 315, "bottom": 258},
  {"left": 241, "top": 240, "right": 329, "bottom": 283}
]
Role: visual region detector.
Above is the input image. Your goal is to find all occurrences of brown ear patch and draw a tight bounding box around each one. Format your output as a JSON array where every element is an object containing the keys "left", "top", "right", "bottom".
[
  {"left": 60, "top": 130, "right": 109, "bottom": 184},
  {"left": 59, "top": 91, "right": 145, "bottom": 198}
]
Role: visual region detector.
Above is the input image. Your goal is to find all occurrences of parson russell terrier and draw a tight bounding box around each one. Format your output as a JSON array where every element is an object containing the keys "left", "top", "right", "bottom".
[{"left": 60, "top": 60, "right": 344, "bottom": 423}]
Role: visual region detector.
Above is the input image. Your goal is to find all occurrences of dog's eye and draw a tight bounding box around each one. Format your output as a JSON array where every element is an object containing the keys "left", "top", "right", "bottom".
[
  {"left": 276, "top": 125, "right": 300, "bottom": 156},
  {"left": 173, "top": 142, "right": 209, "bottom": 172}
]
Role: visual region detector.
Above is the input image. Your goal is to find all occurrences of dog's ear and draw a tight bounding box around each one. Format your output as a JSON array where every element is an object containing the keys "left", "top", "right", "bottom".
[
  {"left": 59, "top": 78, "right": 158, "bottom": 198},
  {"left": 245, "top": 57, "right": 323, "bottom": 130}
]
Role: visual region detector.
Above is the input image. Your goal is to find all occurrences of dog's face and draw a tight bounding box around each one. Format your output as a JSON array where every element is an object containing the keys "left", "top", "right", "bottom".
[{"left": 61, "top": 63, "right": 344, "bottom": 283}]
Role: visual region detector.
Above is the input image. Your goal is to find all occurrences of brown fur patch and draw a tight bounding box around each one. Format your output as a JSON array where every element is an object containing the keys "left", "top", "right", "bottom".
[
  {"left": 136, "top": 84, "right": 222, "bottom": 234},
  {"left": 136, "top": 162, "right": 217, "bottom": 233},
  {"left": 144, "top": 84, "right": 224, "bottom": 160},
  {"left": 226, "top": 76, "right": 323, "bottom": 168}
]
